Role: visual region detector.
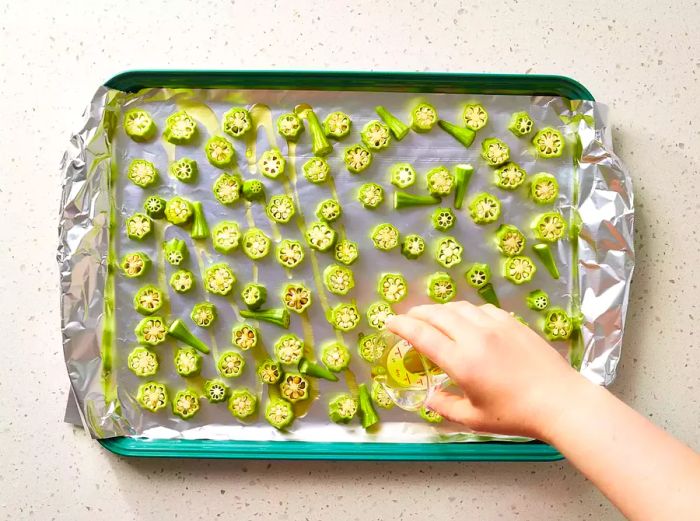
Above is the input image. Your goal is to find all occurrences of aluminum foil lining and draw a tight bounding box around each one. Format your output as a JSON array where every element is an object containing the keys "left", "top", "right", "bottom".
[{"left": 58, "top": 87, "right": 634, "bottom": 440}]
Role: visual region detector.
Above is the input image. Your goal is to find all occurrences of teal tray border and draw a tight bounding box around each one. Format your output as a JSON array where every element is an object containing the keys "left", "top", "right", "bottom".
[{"left": 100, "top": 69, "right": 593, "bottom": 461}]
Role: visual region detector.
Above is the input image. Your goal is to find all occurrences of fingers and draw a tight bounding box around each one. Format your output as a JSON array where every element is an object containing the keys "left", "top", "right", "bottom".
[
  {"left": 425, "top": 389, "right": 483, "bottom": 428},
  {"left": 477, "top": 303, "right": 512, "bottom": 322},
  {"left": 385, "top": 314, "right": 455, "bottom": 370},
  {"left": 407, "top": 303, "right": 481, "bottom": 339}
]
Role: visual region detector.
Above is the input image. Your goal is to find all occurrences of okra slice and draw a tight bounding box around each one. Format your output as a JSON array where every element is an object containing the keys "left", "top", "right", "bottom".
[
  {"left": 190, "top": 201, "right": 209, "bottom": 240},
  {"left": 276, "top": 239, "right": 305, "bottom": 269},
  {"left": 228, "top": 389, "right": 258, "bottom": 419},
  {"left": 526, "top": 289, "right": 550, "bottom": 311},
  {"left": 213, "top": 173, "right": 243, "bottom": 205},
  {"left": 426, "top": 166, "right": 455, "bottom": 197},
  {"left": 167, "top": 158, "right": 197, "bottom": 184},
  {"left": 366, "top": 301, "right": 395, "bottom": 330},
  {"left": 495, "top": 224, "right": 526, "bottom": 256},
  {"left": 242, "top": 228, "right": 271, "bottom": 259},
  {"left": 477, "top": 283, "right": 500, "bottom": 307},
  {"left": 223, "top": 107, "right": 252, "bottom": 138},
  {"left": 323, "top": 264, "right": 355, "bottom": 296},
  {"left": 316, "top": 198, "right": 342, "bottom": 222},
  {"left": 357, "top": 332, "right": 384, "bottom": 363},
  {"left": 481, "top": 138, "right": 510, "bottom": 167},
  {"left": 211, "top": 221, "right": 241, "bottom": 254},
  {"left": 191, "top": 302, "right": 217, "bottom": 328},
  {"left": 281, "top": 283, "right": 312, "bottom": 313},
  {"left": 257, "top": 359, "right": 282, "bottom": 385},
  {"left": 303, "top": 157, "right": 331, "bottom": 184},
  {"left": 133, "top": 285, "right": 164, "bottom": 315},
  {"left": 334, "top": 239, "right": 359, "bottom": 266},
  {"left": 305, "top": 221, "right": 337, "bottom": 252},
  {"left": 321, "top": 342, "right": 351, "bottom": 372},
  {"left": 205, "top": 136, "right": 236, "bottom": 168},
  {"left": 135, "top": 316, "right": 167, "bottom": 347},
  {"left": 299, "top": 358, "right": 339, "bottom": 382},
  {"left": 123, "top": 109, "right": 156, "bottom": 142},
  {"left": 203, "top": 263, "right": 236, "bottom": 296},
  {"left": 434, "top": 236, "right": 463, "bottom": 268},
  {"left": 532, "top": 127, "right": 564, "bottom": 158},
  {"left": 437, "top": 119, "right": 476, "bottom": 148},
  {"left": 241, "top": 283, "right": 267, "bottom": 311},
  {"left": 358, "top": 383, "right": 379, "bottom": 429},
  {"left": 465, "top": 263, "right": 491, "bottom": 289},
  {"left": 231, "top": 324, "right": 259, "bottom": 350},
  {"left": 419, "top": 406, "right": 443, "bottom": 423},
  {"left": 323, "top": 111, "right": 352, "bottom": 139},
  {"left": 204, "top": 379, "right": 229, "bottom": 403},
  {"left": 305, "top": 109, "right": 333, "bottom": 156},
  {"left": 266, "top": 194, "right": 295, "bottom": 224},
  {"left": 529, "top": 173, "right": 559, "bottom": 204},
  {"left": 508, "top": 111, "right": 534, "bottom": 137},
  {"left": 164, "top": 196, "right": 193, "bottom": 225},
  {"left": 172, "top": 389, "right": 200, "bottom": 419},
  {"left": 239, "top": 308, "right": 291, "bottom": 328},
  {"left": 163, "top": 110, "right": 198, "bottom": 144},
  {"left": 143, "top": 195, "right": 166, "bottom": 219},
  {"left": 328, "top": 393, "right": 358, "bottom": 424},
  {"left": 371, "top": 223, "right": 399, "bottom": 251},
  {"left": 330, "top": 302, "right": 361, "bottom": 332},
  {"left": 357, "top": 183, "right": 384, "bottom": 209},
  {"left": 280, "top": 373, "right": 309, "bottom": 403},
  {"left": 217, "top": 351, "right": 246, "bottom": 378},
  {"left": 401, "top": 234, "right": 426, "bottom": 259},
  {"left": 277, "top": 112, "right": 303, "bottom": 141},
  {"left": 431, "top": 207, "right": 456, "bottom": 232},
  {"left": 242, "top": 179, "right": 265, "bottom": 201},
  {"left": 532, "top": 243, "right": 560, "bottom": 279},
  {"left": 274, "top": 334, "right": 304, "bottom": 365},
  {"left": 344, "top": 144, "right": 373, "bottom": 173},
  {"left": 371, "top": 381, "right": 395, "bottom": 410},
  {"left": 127, "top": 347, "right": 159, "bottom": 377},
  {"left": 377, "top": 273, "right": 408, "bottom": 303},
  {"left": 258, "top": 148, "right": 286, "bottom": 179},
  {"left": 375, "top": 106, "right": 409, "bottom": 140},
  {"left": 125, "top": 213, "right": 153, "bottom": 240},
  {"left": 127, "top": 159, "right": 158, "bottom": 188},
  {"left": 453, "top": 164, "right": 473, "bottom": 210},
  {"left": 468, "top": 192, "right": 501, "bottom": 224},
  {"left": 394, "top": 192, "right": 441, "bottom": 209},
  {"left": 503, "top": 255, "right": 537, "bottom": 285},
  {"left": 163, "top": 238, "right": 187, "bottom": 266},
  {"left": 533, "top": 212, "right": 567, "bottom": 242},
  {"left": 174, "top": 347, "right": 202, "bottom": 377},
  {"left": 427, "top": 272, "right": 456, "bottom": 303},
  {"left": 137, "top": 382, "right": 168, "bottom": 412},
  {"left": 361, "top": 120, "right": 392, "bottom": 151},
  {"left": 265, "top": 398, "right": 295, "bottom": 429},
  {"left": 390, "top": 163, "right": 416, "bottom": 188},
  {"left": 170, "top": 269, "right": 195, "bottom": 293},
  {"left": 168, "top": 319, "right": 210, "bottom": 354},
  {"left": 495, "top": 162, "right": 527, "bottom": 190},
  {"left": 543, "top": 308, "right": 573, "bottom": 341},
  {"left": 410, "top": 102, "right": 438, "bottom": 132},
  {"left": 120, "top": 251, "right": 150, "bottom": 278},
  {"left": 462, "top": 103, "right": 489, "bottom": 131}
]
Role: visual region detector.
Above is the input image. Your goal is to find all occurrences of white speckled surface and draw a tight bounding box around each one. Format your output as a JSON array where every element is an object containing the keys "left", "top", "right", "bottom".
[{"left": 1, "top": 1, "right": 698, "bottom": 519}]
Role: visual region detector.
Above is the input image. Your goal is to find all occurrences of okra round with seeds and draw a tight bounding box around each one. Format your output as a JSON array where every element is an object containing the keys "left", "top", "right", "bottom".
[
  {"left": 323, "top": 264, "right": 355, "bottom": 296},
  {"left": 143, "top": 195, "right": 166, "bottom": 219},
  {"left": 133, "top": 285, "right": 164, "bottom": 315},
  {"left": 361, "top": 120, "right": 392, "bottom": 151},
  {"left": 281, "top": 283, "right": 312, "bottom": 313},
  {"left": 427, "top": 272, "right": 457, "bottom": 303},
  {"left": 217, "top": 350, "right": 246, "bottom": 378},
  {"left": 120, "top": 251, "right": 151, "bottom": 278},
  {"left": 321, "top": 342, "right": 351, "bottom": 372},
  {"left": 168, "top": 158, "right": 198, "bottom": 183},
  {"left": 125, "top": 213, "right": 153, "bottom": 240},
  {"left": 366, "top": 301, "right": 395, "bottom": 330},
  {"left": 174, "top": 347, "right": 202, "bottom": 377},
  {"left": 529, "top": 173, "right": 559, "bottom": 204},
  {"left": 191, "top": 302, "right": 217, "bottom": 328},
  {"left": 266, "top": 194, "right": 295, "bottom": 224},
  {"left": 323, "top": 111, "right": 352, "bottom": 139},
  {"left": 343, "top": 144, "right": 373, "bottom": 173},
  {"left": 503, "top": 255, "right": 537, "bottom": 285},
  {"left": 426, "top": 166, "right": 455, "bottom": 197},
  {"left": 508, "top": 111, "right": 534, "bottom": 137},
  {"left": 357, "top": 183, "right": 384, "bottom": 209},
  {"left": 371, "top": 381, "right": 394, "bottom": 410},
  {"left": 303, "top": 157, "right": 331, "bottom": 184},
  {"left": 465, "top": 263, "right": 491, "bottom": 289},
  {"left": 228, "top": 389, "right": 258, "bottom": 419},
  {"left": 127, "top": 347, "right": 159, "bottom": 377},
  {"left": 211, "top": 221, "right": 241, "bottom": 254},
  {"left": 241, "top": 283, "right": 267, "bottom": 311},
  {"left": 305, "top": 221, "right": 337, "bottom": 252},
  {"left": 316, "top": 198, "right": 342, "bottom": 222},
  {"left": 371, "top": 223, "right": 399, "bottom": 251},
  {"left": 123, "top": 109, "right": 156, "bottom": 142},
  {"left": 136, "top": 381, "right": 168, "bottom": 412},
  {"left": 257, "top": 359, "right": 282, "bottom": 385},
  {"left": 377, "top": 273, "right": 408, "bottom": 303},
  {"left": 357, "top": 332, "right": 385, "bottom": 364},
  {"left": 222, "top": 107, "right": 253, "bottom": 138},
  {"left": 276, "top": 239, "right": 305, "bottom": 269},
  {"left": 265, "top": 398, "right": 295, "bottom": 429},
  {"left": 328, "top": 393, "right": 358, "bottom": 424},
  {"left": 163, "top": 110, "right": 198, "bottom": 144},
  {"left": 410, "top": 102, "right": 438, "bottom": 132},
  {"left": 494, "top": 162, "right": 527, "bottom": 190},
  {"left": 495, "top": 224, "right": 526, "bottom": 257},
  {"left": 401, "top": 234, "right": 426, "bottom": 259},
  {"left": 431, "top": 207, "right": 456, "bottom": 231},
  {"left": 481, "top": 138, "right": 510, "bottom": 167},
  {"left": 127, "top": 159, "right": 158, "bottom": 188},
  {"left": 526, "top": 289, "right": 550, "bottom": 311},
  {"left": 231, "top": 324, "right": 259, "bottom": 350},
  {"left": 203, "top": 263, "right": 236, "bottom": 296},
  {"left": 213, "top": 173, "right": 243, "bottom": 205},
  {"left": 280, "top": 373, "right": 309, "bottom": 403},
  {"left": 163, "top": 238, "right": 187, "bottom": 266},
  {"left": 277, "top": 112, "right": 304, "bottom": 141},
  {"left": 242, "top": 228, "right": 271, "bottom": 259},
  {"left": 334, "top": 239, "right": 359, "bottom": 266},
  {"left": 258, "top": 148, "right": 286, "bottom": 179},
  {"left": 135, "top": 316, "right": 168, "bottom": 347},
  {"left": 205, "top": 136, "right": 236, "bottom": 168},
  {"left": 169, "top": 269, "right": 195, "bottom": 293},
  {"left": 468, "top": 192, "right": 501, "bottom": 224},
  {"left": 172, "top": 389, "right": 200, "bottom": 419},
  {"left": 274, "top": 334, "right": 305, "bottom": 365},
  {"left": 462, "top": 103, "right": 489, "bottom": 131},
  {"left": 164, "top": 196, "right": 193, "bottom": 225},
  {"left": 242, "top": 179, "right": 265, "bottom": 201},
  {"left": 434, "top": 236, "right": 463, "bottom": 268},
  {"left": 543, "top": 307, "right": 573, "bottom": 340},
  {"left": 330, "top": 302, "right": 361, "bottom": 332},
  {"left": 419, "top": 406, "right": 443, "bottom": 423},
  {"left": 532, "top": 127, "right": 564, "bottom": 158},
  {"left": 204, "top": 379, "right": 229, "bottom": 403},
  {"left": 533, "top": 212, "right": 567, "bottom": 242},
  {"left": 390, "top": 163, "right": 417, "bottom": 188}
]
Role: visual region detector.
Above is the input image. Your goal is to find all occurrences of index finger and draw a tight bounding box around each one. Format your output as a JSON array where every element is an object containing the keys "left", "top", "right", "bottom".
[{"left": 385, "top": 314, "right": 456, "bottom": 372}]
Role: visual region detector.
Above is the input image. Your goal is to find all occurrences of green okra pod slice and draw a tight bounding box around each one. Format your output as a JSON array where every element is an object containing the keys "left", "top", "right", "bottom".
[
  {"left": 205, "top": 136, "right": 236, "bottom": 168},
  {"left": 239, "top": 308, "right": 291, "bottom": 328},
  {"left": 228, "top": 388, "right": 258, "bottom": 419},
  {"left": 163, "top": 110, "right": 197, "bottom": 144},
  {"left": 503, "top": 255, "right": 537, "bottom": 285},
  {"left": 170, "top": 268, "right": 195, "bottom": 294},
  {"left": 431, "top": 207, "right": 456, "bottom": 231},
  {"left": 135, "top": 316, "right": 168, "bottom": 347},
  {"left": 481, "top": 137, "right": 510, "bottom": 167},
  {"left": 344, "top": 144, "right": 373, "bottom": 173},
  {"left": 211, "top": 221, "right": 241, "bottom": 254},
  {"left": 334, "top": 239, "right": 359, "bottom": 266},
  {"left": 277, "top": 112, "right": 304, "bottom": 141},
  {"left": 164, "top": 196, "right": 194, "bottom": 225},
  {"left": 217, "top": 350, "right": 246, "bottom": 378},
  {"left": 377, "top": 273, "right": 408, "bottom": 303},
  {"left": 495, "top": 224, "right": 526, "bottom": 256},
  {"left": 437, "top": 119, "right": 476, "bottom": 148},
  {"left": 410, "top": 102, "right": 438, "bottom": 132},
  {"left": 543, "top": 307, "right": 573, "bottom": 340},
  {"left": 323, "top": 264, "right": 355, "bottom": 296},
  {"left": 222, "top": 107, "right": 253, "bottom": 138},
  {"left": 529, "top": 172, "right": 559, "bottom": 204},
  {"left": 231, "top": 323, "right": 259, "bottom": 350},
  {"left": 120, "top": 251, "right": 151, "bottom": 278},
  {"left": 127, "top": 159, "right": 158, "bottom": 188},
  {"left": 305, "top": 109, "right": 333, "bottom": 156},
  {"left": 213, "top": 173, "right": 243, "bottom": 205},
  {"left": 242, "top": 179, "right": 265, "bottom": 201},
  {"left": 394, "top": 192, "right": 441, "bottom": 209},
  {"left": 427, "top": 272, "right": 457, "bottom": 303},
  {"left": 323, "top": 111, "right": 352, "bottom": 139},
  {"left": 462, "top": 103, "right": 489, "bottom": 131},
  {"left": 299, "top": 358, "right": 339, "bottom": 382},
  {"left": 526, "top": 289, "right": 550, "bottom": 311},
  {"left": 127, "top": 347, "right": 159, "bottom": 377},
  {"left": 426, "top": 166, "right": 455, "bottom": 197},
  {"left": 358, "top": 383, "right": 380, "bottom": 429},
  {"left": 508, "top": 111, "right": 534, "bottom": 137},
  {"left": 357, "top": 183, "right": 384, "bottom": 209},
  {"left": 123, "top": 109, "right": 156, "bottom": 142},
  {"left": 266, "top": 194, "right": 295, "bottom": 224},
  {"left": 143, "top": 195, "right": 167, "bottom": 219},
  {"left": 390, "top": 163, "right": 417, "bottom": 188},
  {"left": 401, "top": 234, "right": 426, "bottom": 259},
  {"left": 242, "top": 228, "right": 271, "bottom": 259},
  {"left": 329, "top": 302, "right": 361, "bottom": 332},
  {"left": 453, "top": 163, "right": 473, "bottom": 210},
  {"left": 321, "top": 342, "right": 351, "bottom": 372},
  {"left": 303, "top": 157, "right": 331, "bottom": 184},
  {"left": 258, "top": 148, "right": 286, "bottom": 179},
  {"left": 174, "top": 347, "right": 202, "bottom": 377},
  {"left": 532, "top": 127, "right": 565, "bottom": 158},
  {"left": 190, "top": 201, "right": 209, "bottom": 240},
  {"left": 419, "top": 406, "right": 443, "bottom": 423},
  {"left": 494, "top": 163, "right": 527, "bottom": 190},
  {"left": 465, "top": 263, "right": 491, "bottom": 289},
  {"left": 532, "top": 243, "right": 560, "bottom": 279},
  {"left": 370, "top": 223, "right": 400, "bottom": 251},
  {"left": 241, "top": 283, "right": 267, "bottom": 311},
  {"left": 133, "top": 285, "right": 164, "bottom": 315},
  {"left": 280, "top": 373, "right": 310, "bottom": 403},
  {"left": 375, "top": 106, "right": 409, "bottom": 140},
  {"left": 125, "top": 213, "right": 153, "bottom": 240},
  {"left": 371, "top": 381, "right": 395, "bottom": 410},
  {"left": 276, "top": 239, "right": 305, "bottom": 268},
  {"left": 477, "top": 283, "right": 500, "bottom": 307},
  {"left": 172, "top": 389, "right": 200, "bottom": 419},
  {"left": 274, "top": 334, "right": 305, "bottom": 365},
  {"left": 265, "top": 398, "right": 295, "bottom": 430},
  {"left": 357, "top": 332, "right": 384, "bottom": 363},
  {"left": 328, "top": 393, "right": 358, "bottom": 424},
  {"left": 204, "top": 379, "right": 229, "bottom": 403},
  {"left": 468, "top": 192, "right": 502, "bottom": 224},
  {"left": 533, "top": 212, "right": 567, "bottom": 242},
  {"left": 361, "top": 120, "right": 392, "bottom": 151},
  {"left": 168, "top": 318, "right": 210, "bottom": 354},
  {"left": 305, "top": 221, "right": 337, "bottom": 252},
  {"left": 366, "top": 301, "right": 395, "bottom": 330},
  {"left": 281, "top": 283, "right": 312, "bottom": 313},
  {"left": 257, "top": 359, "right": 282, "bottom": 385},
  {"left": 434, "top": 236, "right": 463, "bottom": 268},
  {"left": 316, "top": 198, "right": 342, "bottom": 222},
  {"left": 163, "top": 238, "right": 188, "bottom": 266},
  {"left": 169, "top": 157, "right": 198, "bottom": 183},
  {"left": 191, "top": 302, "right": 217, "bottom": 328},
  {"left": 137, "top": 382, "right": 168, "bottom": 412}
]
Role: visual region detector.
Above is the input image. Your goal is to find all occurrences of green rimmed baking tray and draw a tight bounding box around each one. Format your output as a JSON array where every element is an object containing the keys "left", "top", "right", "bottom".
[{"left": 100, "top": 69, "right": 593, "bottom": 461}]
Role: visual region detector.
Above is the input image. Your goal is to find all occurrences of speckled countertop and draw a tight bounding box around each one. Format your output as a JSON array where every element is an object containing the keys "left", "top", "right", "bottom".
[{"left": 1, "top": 1, "right": 699, "bottom": 519}]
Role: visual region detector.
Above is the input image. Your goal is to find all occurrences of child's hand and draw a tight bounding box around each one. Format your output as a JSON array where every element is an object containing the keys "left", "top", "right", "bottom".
[{"left": 386, "top": 301, "right": 585, "bottom": 440}]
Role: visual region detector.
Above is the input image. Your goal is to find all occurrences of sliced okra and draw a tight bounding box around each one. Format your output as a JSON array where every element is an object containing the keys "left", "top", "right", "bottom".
[
  {"left": 137, "top": 382, "right": 168, "bottom": 412},
  {"left": 358, "top": 383, "right": 379, "bottom": 429},
  {"left": 375, "top": 105, "right": 409, "bottom": 140},
  {"left": 453, "top": 164, "right": 474, "bottom": 210},
  {"left": 205, "top": 136, "right": 236, "bottom": 168},
  {"left": 481, "top": 138, "right": 510, "bottom": 167},
  {"left": 344, "top": 144, "right": 373, "bottom": 173},
  {"left": 258, "top": 148, "right": 286, "bottom": 179},
  {"left": 168, "top": 318, "right": 210, "bottom": 354},
  {"left": 170, "top": 269, "right": 195, "bottom": 293},
  {"left": 281, "top": 283, "right": 312, "bottom": 313},
  {"left": 495, "top": 224, "right": 526, "bottom": 256},
  {"left": 172, "top": 389, "right": 200, "bottom": 419},
  {"left": 526, "top": 289, "right": 550, "bottom": 311},
  {"left": 276, "top": 239, "right": 305, "bottom": 269},
  {"left": 330, "top": 302, "right": 361, "bottom": 332},
  {"left": 477, "top": 283, "right": 500, "bottom": 307},
  {"left": 434, "top": 236, "right": 463, "bottom": 268},
  {"left": 277, "top": 112, "right": 303, "bottom": 141},
  {"left": 468, "top": 192, "right": 501, "bottom": 224},
  {"left": 228, "top": 389, "right": 258, "bottom": 419},
  {"left": 532, "top": 127, "right": 564, "bottom": 158},
  {"left": 241, "top": 283, "right": 267, "bottom": 311},
  {"left": 217, "top": 350, "right": 245, "bottom": 378},
  {"left": 427, "top": 272, "right": 456, "bottom": 303},
  {"left": 328, "top": 393, "right": 358, "bottom": 424},
  {"left": 127, "top": 159, "right": 158, "bottom": 188},
  {"left": 394, "top": 192, "right": 441, "bottom": 209},
  {"left": 305, "top": 221, "right": 337, "bottom": 252},
  {"left": 242, "top": 179, "right": 265, "bottom": 201},
  {"left": 508, "top": 111, "right": 534, "bottom": 137},
  {"left": 371, "top": 381, "right": 394, "bottom": 410},
  {"left": 371, "top": 223, "right": 399, "bottom": 251},
  {"left": 143, "top": 195, "right": 166, "bottom": 219},
  {"left": 366, "top": 301, "right": 395, "bottom": 330},
  {"left": 126, "top": 213, "right": 153, "bottom": 240},
  {"left": 239, "top": 308, "right": 291, "bottom": 328},
  {"left": 316, "top": 198, "right": 342, "bottom": 222},
  {"left": 533, "top": 212, "right": 567, "bottom": 242},
  {"left": 432, "top": 207, "right": 456, "bottom": 231},
  {"left": 127, "top": 347, "right": 158, "bottom": 377},
  {"left": 163, "top": 110, "right": 197, "bottom": 144},
  {"left": 465, "top": 263, "right": 491, "bottom": 289},
  {"left": 256, "top": 359, "right": 282, "bottom": 385},
  {"left": 410, "top": 102, "right": 438, "bottom": 132},
  {"left": 265, "top": 398, "right": 295, "bottom": 430},
  {"left": 323, "top": 111, "right": 352, "bottom": 139},
  {"left": 321, "top": 342, "right": 351, "bottom": 372},
  {"left": 266, "top": 194, "right": 295, "bottom": 224},
  {"left": 133, "top": 285, "right": 164, "bottom": 315},
  {"left": 324, "top": 264, "right": 355, "bottom": 296},
  {"left": 357, "top": 183, "right": 384, "bottom": 209},
  {"left": 120, "top": 251, "right": 150, "bottom": 278},
  {"left": 163, "top": 238, "right": 187, "bottom": 266},
  {"left": 303, "top": 157, "right": 331, "bottom": 184},
  {"left": 503, "top": 255, "right": 537, "bottom": 285},
  {"left": 211, "top": 221, "right": 241, "bottom": 254},
  {"left": 426, "top": 166, "right": 455, "bottom": 197},
  {"left": 274, "top": 334, "right": 305, "bottom": 365},
  {"left": 390, "top": 163, "right": 417, "bottom": 188},
  {"left": 280, "top": 373, "right": 309, "bottom": 403},
  {"left": 299, "top": 358, "right": 339, "bottom": 382},
  {"left": 529, "top": 172, "right": 559, "bottom": 204},
  {"left": 495, "top": 163, "right": 526, "bottom": 190},
  {"left": 191, "top": 302, "right": 216, "bottom": 328},
  {"left": 222, "top": 107, "right": 252, "bottom": 138},
  {"left": 174, "top": 347, "right": 202, "bottom": 377},
  {"left": 213, "top": 173, "right": 243, "bottom": 205},
  {"left": 437, "top": 119, "right": 476, "bottom": 148},
  {"left": 203, "top": 263, "right": 236, "bottom": 296},
  {"left": 164, "top": 196, "right": 193, "bottom": 225},
  {"left": 168, "top": 158, "right": 198, "bottom": 183},
  {"left": 204, "top": 379, "right": 229, "bottom": 403},
  {"left": 401, "top": 234, "right": 426, "bottom": 259},
  {"left": 543, "top": 307, "right": 573, "bottom": 341},
  {"left": 532, "top": 243, "right": 560, "bottom": 279},
  {"left": 419, "top": 406, "right": 443, "bottom": 423},
  {"left": 190, "top": 201, "right": 209, "bottom": 240},
  {"left": 334, "top": 239, "right": 359, "bottom": 266},
  {"left": 357, "top": 332, "right": 384, "bottom": 363},
  {"left": 231, "top": 323, "right": 259, "bottom": 350},
  {"left": 361, "top": 120, "right": 392, "bottom": 150},
  {"left": 305, "top": 109, "right": 333, "bottom": 156},
  {"left": 242, "top": 228, "right": 271, "bottom": 259},
  {"left": 377, "top": 273, "right": 408, "bottom": 303},
  {"left": 135, "top": 316, "right": 167, "bottom": 347},
  {"left": 463, "top": 103, "right": 489, "bottom": 131},
  {"left": 123, "top": 109, "right": 156, "bottom": 142}
]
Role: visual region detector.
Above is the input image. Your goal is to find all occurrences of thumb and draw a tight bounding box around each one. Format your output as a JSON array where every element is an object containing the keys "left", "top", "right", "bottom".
[{"left": 426, "top": 389, "right": 483, "bottom": 430}]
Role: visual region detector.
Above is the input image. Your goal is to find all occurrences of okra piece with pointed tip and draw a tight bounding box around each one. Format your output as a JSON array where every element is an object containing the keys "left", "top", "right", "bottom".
[
  {"left": 358, "top": 383, "right": 379, "bottom": 429},
  {"left": 190, "top": 201, "right": 209, "bottom": 239},
  {"left": 240, "top": 308, "right": 291, "bottom": 328},
  {"left": 128, "top": 347, "right": 159, "bottom": 377},
  {"left": 477, "top": 283, "right": 500, "bottom": 307},
  {"left": 299, "top": 358, "right": 339, "bottom": 382},
  {"left": 437, "top": 119, "right": 476, "bottom": 148},
  {"left": 321, "top": 342, "right": 351, "bottom": 372},
  {"left": 305, "top": 221, "right": 337, "bottom": 252},
  {"left": 394, "top": 191, "right": 441, "bottom": 209},
  {"left": 529, "top": 172, "right": 559, "bottom": 204},
  {"left": 241, "top": 283, "right": 267, "bottom": 311},
  {"left": 137, "top": 382, "right": 168, "bottom": 412},
  {"left": 203, "top": 263, "right": 236, "bottom": 296},
  {"left": 334, "top": 239, "right": 359, "bottom": 266},
  {"left": 357, "top": 183, "right": 384, "bottom": 209},
  {"left": 174, "top": 347, "right": 202, "bottom": 377},
  {"left": 172, "top": 389, "right": 200, "bottom": 419},
  {"left": 280, "top": 373, "right": 309, "bottom": 403},
  {"left": 205, "top": 136, "right": 236, "bottom": 168},
  {"left": 401, "top": 234, "right": 426, "bottom": 259},
  {"left": 371, "top": 223, "right": 400, "bottom": 251},
  {"left": 257, "top": 359, "right": 282, "bottom": 385},
  {"left": 378, "top": 273, "right": 408, "bottom": 303},
  {"left": 127, "top": 159, "right": 158, "bottom": 188},
  {"left": 222, "top": 107, "right": 252, "bottom": 138},
  {"left": 426, "top": 166, "right": 455, "bottom": 197},
  {"left": 211, "top": 221, "right": 241, "bottom": 254},
  {"left": 390, "top": 163, "right": 417, "bottom": 188},
  {"left": 432, "top": 207, "right": 456, "bottom": 231},
  {"left": 481, "top": 138, "right": 510, "bottom": 167},
  {"left": 495, "top": 224, "right": 526, "bottom": 257},
  {"left": 366, "top": 301, "right": 395, "bottom": 330},
  {"left": 164, "top": 196, "right": 193, "bottom": 225},
  {"left": 124, "top": 109, "right": 156, "bottom": 142},
  {"left": 434, "top": 236, "right": 463, "bottom": 268},
  {"left": 281, "top": 283, "right": 312, "bottom": 313},
  {"left": 163, "top": 110, "right": 198, "bottom": 144},
  {"left": 133, "top": 285, "right": 164, "bottom": 315},
  {"left": 508, "top": 111, "right": 534, "bottom": 137},
  {"left": 191, "top": 302, "right": 216, "bottom": 328},
  {"left": 258, "top": 148, "right": 286, "bottom": 179},
  {"left": 357, "top": 332, "right": 384, "bottom": 363},
  {"left": 242, "top": 179, "right": 265, "bottom": 201},
  {"left": 242, "top": 228, "right": 271, "bottom": 259},
  {"left": 204, "top": 379, "right": 229, "bottom": 403},
  {"left": 169, "top": 157, "right": 198, "bottom": 183},
  {"left": 344, "top": 144, "right": 373, "bottom": 173},
  {"left": 495, "top": 163, "right": 527, "bottom": 190},
  {"left": 375, "top": 105, "right": 409, "bottom": 140},
  {"left": 120, "top": 251, "right": 151, "bottom": 278},
  {"left": 125, "top": 213, "right": 153, "bottom": 240},
  {"left": 465, "top": 263, "right": 491, "bottom": 290},
  {"left": 469, "top": 192, "right": 501, "bottom": 224},
  {"left": 323, "top": 111, "right": 352, "bottom": 139},
  {"left": 419, "top": 406, "right": 443, "bottom": 423},
  {"left": 543, "top": 307, "right": 573, "bottom": 340},
  {"left": 410, "top": 102, "right": 438, "bottom": 132},
  {"left": 213, "top": 173, "right": 243, "bottom": 205},
  {"left": 168, "top": 318, "right": 210, "bottom": 354},
  {"left": 372, "top": 381, "right": 394, "bottom": 410},
  {"left": 361, "top": 120, "right": 392, "bottom": 151},
  {"left": 217, "top": 350, "right": 245, "bottom": 378},
  {"left": 304, "top": 109, "right": 332, "bottom": 156},
  {"left": 276, "top": 239, "right": 305, "bottom": 269},
  {"left": 266, "top": 194, "right": 295, "bottom": 224},
  {"left": 265, "top": 398, "right": 295, "bottom": 430},
  {"left": 143, "top": 195, "right": 166, "bottom": 219},
  {"left": 277, "top": 112, "right": 303, "bottom": 141},
  {"left": 453, "top": 163, "right": 473, "bottom": 210},
  {"left": 303, "top": 157, "right": 331, "bottom": 184},
  {"left": 324, "top": 264, "right": 355, "bottom": 296},
  {"left": 329, "top": 302, "right": 361, "bottom": 332},
  {"left": 463, "top": 103, "right": 489, "bottom": 131},
  {"left": 532, "top": 127, "right": 565, "bottom": 158},
  {"left": 427, "top": 272, "right": 456, "bottom": 303},
  {"left": 135, "top": 316, "right": 168, "bottom": 347},
  {"left": 527, "top": 289, "right": 550, "bottom": 311},
  {"left": 228, "top": 389, "right": 258, "bottom": 419},
  {"left": 163, "top": 238, "right": 187, "bottom": 266},
  {"left": 274, "top": 334, "right": 304, "bottom": 365},
  {"left": 328, "top": 393, "right": 358, "bottom": 424},
  {"left": 231, "top": 324, "right": 259, "bottom": 350},
  {"left": 532, "top": 243, "right": 560, "bottom": 279},
  {"left": 504, "top": 256, "right": 537, "bottom": 285},
  {"left": 316, "top": 198, "right": 342, "bottom": 222},
  {"left": 533, "top": 212, "right": 567, "bottom": 242}
]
